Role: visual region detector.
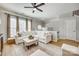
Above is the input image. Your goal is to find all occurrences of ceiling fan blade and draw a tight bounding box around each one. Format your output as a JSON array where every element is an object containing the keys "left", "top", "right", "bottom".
[
  {"left": 36, "top": 3, "right": 45, "bottom": 7},
  {"left": 31, "top": 3, "right": 36, "bottom": 6},
  {"left": 36, "top": 8, "right": 43, "bottom": 12},
  {"left": 24, "top": 7, "right": 34, "bottom": 8}
]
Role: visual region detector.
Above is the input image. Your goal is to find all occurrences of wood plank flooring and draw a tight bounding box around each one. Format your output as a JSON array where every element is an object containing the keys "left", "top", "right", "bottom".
[
  {"left": 50, "top": 39, "right": 79, "bottom": 47},
  {"left": 1, "top": 39, "right": 79, "bottom": 56},
  {"left": 2, "top": 44, "right": 40, "bottom": 56},
  {"left": 2, "top": 42, "right": 62, "bottom": 56}
]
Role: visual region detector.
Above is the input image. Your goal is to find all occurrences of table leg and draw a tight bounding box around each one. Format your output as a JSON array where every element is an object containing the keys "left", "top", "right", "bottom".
[
  {"left": 27, "top": 46, "right": 30, "bottom": 49},
  {"left": 23, "top": 42, "right": 25, "bottom": 45},
  {"left": 37, "top": 42, "right": 38, "bottom": 45}
]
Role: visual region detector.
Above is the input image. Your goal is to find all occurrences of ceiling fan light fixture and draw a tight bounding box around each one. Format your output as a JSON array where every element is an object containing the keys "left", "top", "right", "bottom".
[
  {"left": 24, "top": 3, "right": 45, "bottom": 13},
  {"left": 33, "top": 8, "right": 36, "bottom": 11}
]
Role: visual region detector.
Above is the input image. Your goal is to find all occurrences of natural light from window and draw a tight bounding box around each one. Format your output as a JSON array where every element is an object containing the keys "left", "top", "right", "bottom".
[
  {"left": 10, "top": 16, "right": 16, "bottom": 37},
  {"left": 19, "top": 17, "right": 26, "bottom": 33}
]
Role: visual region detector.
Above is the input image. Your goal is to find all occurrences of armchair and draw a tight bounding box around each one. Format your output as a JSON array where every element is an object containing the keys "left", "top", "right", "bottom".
[{"left": 37, "top": 31, "right": 52, "bottom": 43}]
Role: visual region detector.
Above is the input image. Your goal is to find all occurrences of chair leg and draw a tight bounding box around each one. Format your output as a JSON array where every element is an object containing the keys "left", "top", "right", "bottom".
[{"left": 27, "top": 46, "right": 30, "bottom": 49}]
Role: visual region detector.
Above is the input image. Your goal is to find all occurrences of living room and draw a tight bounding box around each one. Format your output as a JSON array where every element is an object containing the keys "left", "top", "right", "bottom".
[{"left": 0, "top": 3, "right": 79, "bottom": 56}]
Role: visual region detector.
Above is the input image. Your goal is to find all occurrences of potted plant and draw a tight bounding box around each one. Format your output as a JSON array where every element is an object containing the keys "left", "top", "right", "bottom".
[{"left": 28, "top": 35, "right": 34, "bottom": 39}]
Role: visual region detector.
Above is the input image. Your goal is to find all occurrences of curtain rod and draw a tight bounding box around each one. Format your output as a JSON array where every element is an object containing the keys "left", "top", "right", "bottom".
[{"left": 5, "top": 13, "right": 29, "bottom": 19}]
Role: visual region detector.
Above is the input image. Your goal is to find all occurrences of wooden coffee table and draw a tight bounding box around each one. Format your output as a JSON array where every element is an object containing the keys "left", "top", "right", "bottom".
[{"left": 23, "top": 38, "right": 38, "bottom": 49}]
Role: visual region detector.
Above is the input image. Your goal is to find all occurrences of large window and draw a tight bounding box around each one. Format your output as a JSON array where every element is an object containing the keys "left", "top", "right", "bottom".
[
  {"left": 10, "top": 16, "right": 16, "bottom": 37},
  {"left": 8, "top": 14, "right": 28, "bottom": 38},
  {"left": 19, "top": 17, "right": 26, "bottom": 33},
  {"left": 28, "top": 20, "right": 32, "bottom": 31}
]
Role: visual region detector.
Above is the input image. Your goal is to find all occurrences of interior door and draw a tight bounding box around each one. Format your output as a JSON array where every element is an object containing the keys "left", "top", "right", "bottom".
[
  {"left": 66, "top": 19, "right": 76, "bottom": 40},
  {"left": 76, "top": 15, "right": 79, "bottom": 41}
]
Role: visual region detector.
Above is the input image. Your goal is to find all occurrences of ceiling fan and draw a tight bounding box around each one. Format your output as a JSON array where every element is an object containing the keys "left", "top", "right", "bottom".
[{"left": 24, "top": 3, "right": 45, "bottom": 13}]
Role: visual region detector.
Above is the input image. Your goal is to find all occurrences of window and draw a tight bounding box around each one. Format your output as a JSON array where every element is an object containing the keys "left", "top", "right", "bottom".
[
  {"left": 10, "top": 16, "right": 16, "bottom": 37},
  {"left": 28, "top": 20, "right": 32, "bottom": 31},
  {"left": 8, "top": 14, "right": 28, "bottom": 38},
  {"left": 19, "top": 17, "right": 26, "bottom": 33}
]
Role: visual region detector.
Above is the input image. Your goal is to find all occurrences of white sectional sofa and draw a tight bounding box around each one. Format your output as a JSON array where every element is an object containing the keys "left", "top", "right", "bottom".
[
  {"left": 35, "top": 31, "right": 52, "bottom": 43},
  {"left": 15, "top": 31, "right": 57, "bottom": 44}
]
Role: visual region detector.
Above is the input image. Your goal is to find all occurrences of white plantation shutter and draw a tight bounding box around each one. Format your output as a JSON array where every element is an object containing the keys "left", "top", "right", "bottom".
[
  {"left": 10, "top": 16, "right": 16, "bottom": 37},
  {"left": 19, "top": 17, "right": 26, "bottom": 33},
  {"left": 28, "top": 20, "right": 32, "bottom": 31}
]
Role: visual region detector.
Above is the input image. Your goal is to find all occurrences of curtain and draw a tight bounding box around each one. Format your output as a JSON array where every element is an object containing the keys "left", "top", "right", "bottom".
[
  {"left": 7, "top": 14, "right": 28, "bottom": 38},
  {"left": 7, "top": 14, "right": 10, "bottom": 38},
  {"left": 26, "top": 18, "right": 28, "bottom": 31},
  {"left": 16, "top": 16, "right": 19, "bottom": 35}
]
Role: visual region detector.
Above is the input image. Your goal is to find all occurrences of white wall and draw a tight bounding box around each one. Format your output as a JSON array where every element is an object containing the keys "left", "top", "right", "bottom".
[
  {"left": 0, "top": 12, "right": 7, "bottom": 33},
  {"left": 46, "top": 17, "right": 66, "bottom": 39},
  {"left": 0, "top": 11, "right": 43, "bottom": 32},
  {"left": 46, "top": 15, "right": 76, "bottom": 40},
  {"left": 32, "top": 19, "right": 44, "bottom": 31},
  {"left": 0, "top": 10, "right": 7, "bottom": 40},
  {"left": 76, "top": 16, "right": 79, "bottom": 41},
  {"left": 63, "top": 17, "right": 76, "bottom": 40}
]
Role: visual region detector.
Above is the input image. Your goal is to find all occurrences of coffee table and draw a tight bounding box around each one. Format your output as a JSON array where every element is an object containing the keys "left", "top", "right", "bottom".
[{"left": 23, "top": 38, "right": 38, "bottom": 49}]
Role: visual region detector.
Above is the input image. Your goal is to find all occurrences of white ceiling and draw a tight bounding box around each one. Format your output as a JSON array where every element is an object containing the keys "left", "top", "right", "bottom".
[{"left": 0, "top": 3, "right": 79, "bottom": 20}]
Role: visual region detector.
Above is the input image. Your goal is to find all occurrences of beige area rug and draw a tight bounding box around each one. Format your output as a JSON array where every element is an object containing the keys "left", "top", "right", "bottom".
[
  {"left": 30, "top": 49, "right": 49, "bottom": 56},
  {"left": 2, "top": 41, "right": 63, "bottom": 56},
  {"left": 2, "top": 43, "right": 50, "bottom": 56},
  {"left": 2, "top": 44, "right": 27, "bottom": 56}
]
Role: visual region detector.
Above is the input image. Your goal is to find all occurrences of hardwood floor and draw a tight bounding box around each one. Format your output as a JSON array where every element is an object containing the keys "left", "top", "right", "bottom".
[
  {"left": 2, "top": 42, "right": 62, "bottom": 56},
  {"left": 1, "top": 39, "right": 79, "bottom": 56},
  {"left": 50, "top": 39, "right": 79, "bottom": 47},
  {"left": 2, "top": 43, "right": 40, "bottom": 56}
]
